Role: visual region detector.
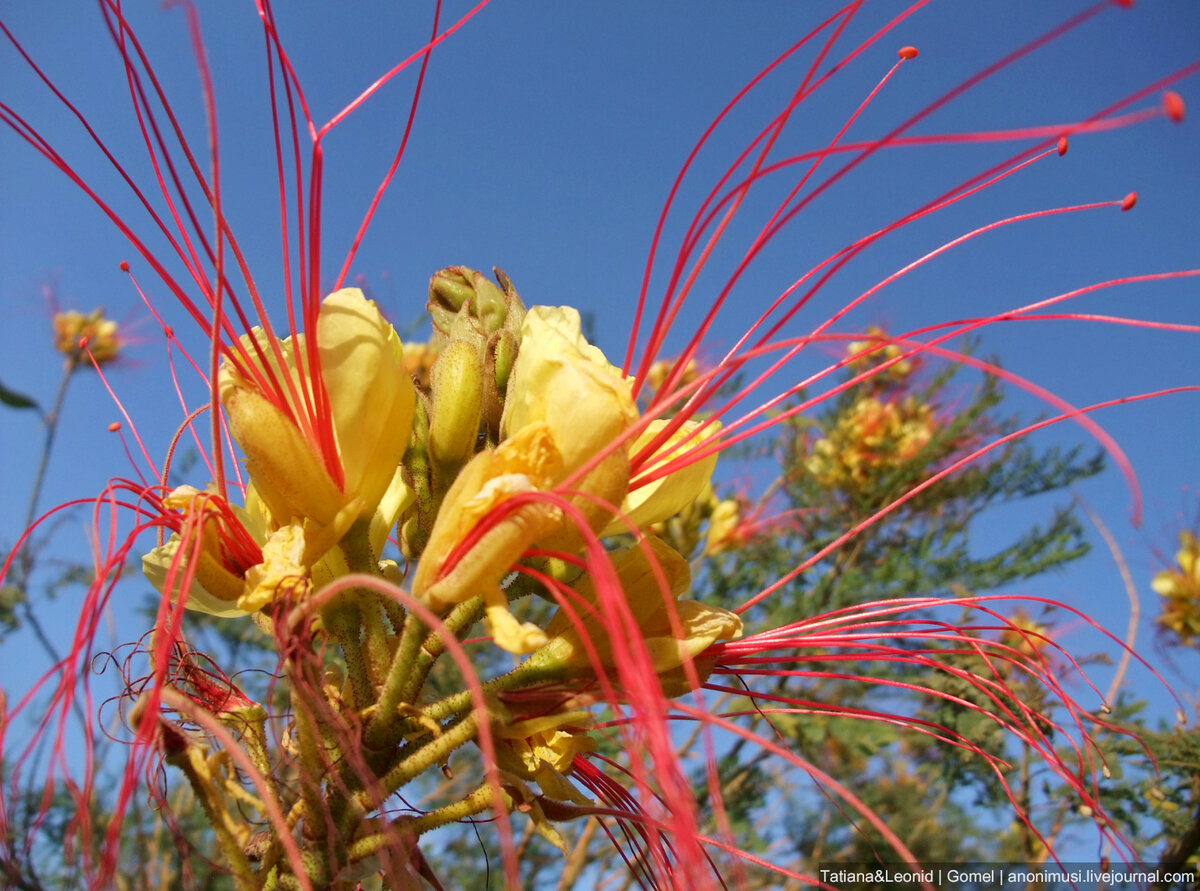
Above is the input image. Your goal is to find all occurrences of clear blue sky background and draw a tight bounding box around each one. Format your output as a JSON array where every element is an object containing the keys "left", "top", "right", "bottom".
[{"left": 2, "top": 0, "right": 1198, "bottom": 848}]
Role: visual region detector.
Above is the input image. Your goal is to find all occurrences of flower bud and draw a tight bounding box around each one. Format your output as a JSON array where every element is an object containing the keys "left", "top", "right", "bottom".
[{"left": 429, "top": 340, "right": 484, "bottom": 468}]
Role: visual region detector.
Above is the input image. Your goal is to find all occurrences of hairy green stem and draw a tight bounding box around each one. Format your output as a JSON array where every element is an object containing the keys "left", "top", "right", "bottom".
[
  {"left": 347, "top": 783, "right": 510, "bottom": 865},
  {"left": 167, "top": 747, "right": 259, "bottom": 891},
  {"left": 360, "top": 712, "right": 479, "bottom": 808},
  {"left": 421, "top": 653, "right": 565, "bottom": 724},
  {"left": 365, "top": 611, "right": 427, "bottom": 748}
]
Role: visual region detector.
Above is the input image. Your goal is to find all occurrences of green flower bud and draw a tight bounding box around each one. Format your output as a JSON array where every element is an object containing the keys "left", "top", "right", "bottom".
[{"left": 429, "top": 340, "right": 484, "bottom": 468}]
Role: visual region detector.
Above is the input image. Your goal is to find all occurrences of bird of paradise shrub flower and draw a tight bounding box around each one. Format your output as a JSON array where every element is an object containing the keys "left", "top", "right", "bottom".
[{"left": 1, "top": 2, "right": 1198, "bottom": 890}]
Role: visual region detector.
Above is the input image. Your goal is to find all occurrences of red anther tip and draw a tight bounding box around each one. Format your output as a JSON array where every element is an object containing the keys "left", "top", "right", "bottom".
[
  {"left": 898, "top": 46, "right": 919, "bottom": 61},
  {"left": 1110, "top": 0, "right": 1134, "bottom": 7},
  {"left": 163, "top": 326, "right": 174, "bottom": 338},
  {"left": 108, "top": 421, "right": 122, "bottom": 433},
  {"left": 78, "top": 335, "right": 90, "bottom": 349},
  {"left": 119, "top": 260, "right": 130, "bottom": 272},
  {"left": 1121, "top": 191, "right": 1138, "bottom": 211},
  {"left": 1163, "top": 91, "right": 1185, "bottom": 123},
  {"left": 1057, "top": 136, "right": 1069, "bottom": 156}
]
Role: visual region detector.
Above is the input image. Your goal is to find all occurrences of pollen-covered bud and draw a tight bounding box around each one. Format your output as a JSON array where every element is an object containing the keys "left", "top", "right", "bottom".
[
  {"left": 429, "top": 339, "right": 484, "bottom": 468},
  {"left": 53, "top": 308, "right": 121, "bottom": 366}
]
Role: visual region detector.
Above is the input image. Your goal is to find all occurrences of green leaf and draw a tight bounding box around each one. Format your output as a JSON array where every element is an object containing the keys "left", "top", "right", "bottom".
[{"left": 0, "top": 378, "right": 39, "bottom": 411}]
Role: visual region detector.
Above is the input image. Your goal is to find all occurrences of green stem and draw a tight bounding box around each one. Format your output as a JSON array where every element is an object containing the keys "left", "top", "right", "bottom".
[
  {"left": 365, "top": 611, "right": 427, "bottom": 749},
  {"left": 14, "top": 360, "right": 78, "bottom": 666},
  {"left": 347, "top": 783, "right": 510, "bottom": 864},
  {"left": 323, "top": 599, "right": 371, "bottom": 711},
  {"left": 291, "top": 681, "right": 329, "bottom": 847},
  {"left": 228, "top": 706, "right": 272, "bottom": 781},
  {"left": 421, "top": 652, "right": 565, "bottom": 724},
  {"left": 167, "top": 748, "right": 259, "bottom": 891},
  {"left": 399, "top": 595, "right": 486, "bottom": 706},
  {"left": 360, "top": 712, "right": 480, "bottom": 808}
]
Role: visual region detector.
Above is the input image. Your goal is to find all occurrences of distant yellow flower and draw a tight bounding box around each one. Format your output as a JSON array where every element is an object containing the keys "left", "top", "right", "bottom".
[
  {"left": 53, "top": 308, "right": 121, "bottom": 365},
  {"left": 847, "top": 325, "right": 912, "bottom": 383},
  {"left": 704, "top": 496, "right": 742, "bottom": 555},
  {"left": 806, "top": 395, "right": 934, "bottom": 490},
  {"left": 1153, "top": 531, "right": 1200, "bottom": 644}
]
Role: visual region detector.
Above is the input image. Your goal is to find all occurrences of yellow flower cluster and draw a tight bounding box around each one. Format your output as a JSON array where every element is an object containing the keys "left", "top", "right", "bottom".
[
  {"left": 805, "top": 394, "right": 935, "bottom": 491},
  {"left": 139, "top": 270, "right": 744, "bottom": 829},
  {"left": 1153, "top": 531, "right": 1200, "bottom": 645},
  {"left": 846, "top": 325, "right": 914, "bottom": 386}
]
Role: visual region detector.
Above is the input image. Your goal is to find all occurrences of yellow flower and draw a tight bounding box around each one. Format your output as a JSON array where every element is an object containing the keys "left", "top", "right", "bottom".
[
  {"left": 847, "top": 325, "right": 912, "bottom": 383},
  {"left": 414, "top": 307, "right": 723, "bottom": 652},
  {"left": 492, "top": 709, "right": 596, "bottom": 806},
  {"left": 805, "top": 395, "right": 934, "bottom": 490},
  {"left": 412, "top": 423, "right": 564, "bottom": 652},
  {"left": 704, "top": 496, "right": 742, "bottom": 555},
  {"left": 601, "top": 418, "right": 720, "bottom": 536},
  {"left": 142, "top": 486, "right": 311, "bottom": 617},
  {"left": 219, "top": 288, "right": 415, "bottom": 536},
  {"left": 501, "top": 306, "right": 637, "bottom": 476},
  {"left": 538, "top": 536, "right": 742, "bottom": 677},
  {"left": 53, "top": 308, "right": 121, "bottom": 365},
  {"left": 1153, "top": 531, "right": 1200, "bottom": 643}
]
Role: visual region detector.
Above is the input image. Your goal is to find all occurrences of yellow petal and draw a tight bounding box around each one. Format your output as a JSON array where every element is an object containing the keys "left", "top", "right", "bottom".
[
  {"left": 413, "top": 423, "right": 563, "bottom": 608},
  {"left": 238, "top": 525, "right": 309, "bottom": 612},
  {"left": 142, "top": 535, "right": 249, "bottom": 619},
  {"left": 317, "top": 289, "right": 416, "bottom": 515},
  {"left": 602, "top": 419, "right": 720, "bottom": 535},
  {"left": 220, "top": 383, "right": 344, "bottom": 526},
  {"left": 501, "top": 306, "right": 636, "bottom": 476}
]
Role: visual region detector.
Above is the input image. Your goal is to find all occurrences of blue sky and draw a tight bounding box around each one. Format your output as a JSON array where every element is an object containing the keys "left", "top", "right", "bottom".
[{"left": 2, "top": 0, "right": 1198, "bottom": 846}]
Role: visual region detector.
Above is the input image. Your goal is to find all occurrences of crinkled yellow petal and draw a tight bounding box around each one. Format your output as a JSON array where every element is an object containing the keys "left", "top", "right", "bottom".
[
  {"left": 317, "top": 289, "right": 416, "bottom": 516},
  {"left": 501, "top": 306, "right": 636, "bottom": 476},
  {"left": 602, "top": 418, "right": 720, "bottom": 536},
  {"left": 238, "top": 525, "right": 309, "bottom": 613},
  {"left": 484, "top": 583, "right": 549, "bottom": 655}
]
